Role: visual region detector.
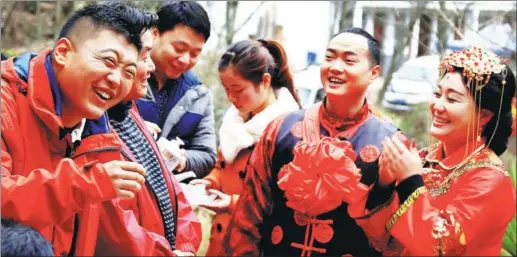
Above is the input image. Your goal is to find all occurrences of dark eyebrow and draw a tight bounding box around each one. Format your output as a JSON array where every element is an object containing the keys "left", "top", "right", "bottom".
[
  {"left": 437, "top": 84, "right": 465, "bottom": 96},
  {"left": 326, "top": 48, "right": 358, "bottom": 57},
  {"left": 100, "top": 48, "right": 137, "bottom": 68}
]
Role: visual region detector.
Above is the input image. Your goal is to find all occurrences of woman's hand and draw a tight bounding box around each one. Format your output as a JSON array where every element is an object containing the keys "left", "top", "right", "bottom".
[
  {"left": 381, "top": 135, "right": 422, "bottom": 182},
  {"left": 189, "top": 179, "right": 213, "bottom": 189},
  {"left": 198, "top": 189, "right": 231, "bottom": 214}
]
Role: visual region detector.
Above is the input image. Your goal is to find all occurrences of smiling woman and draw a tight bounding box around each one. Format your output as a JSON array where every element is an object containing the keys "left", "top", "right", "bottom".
[{"left": 350, "top": 46, "right": 517, "bottom": 256}]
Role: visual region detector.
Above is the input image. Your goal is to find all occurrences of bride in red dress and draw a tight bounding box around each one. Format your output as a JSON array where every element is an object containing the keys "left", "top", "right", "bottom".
[{"left": 348, "top": 46, "right": 517, "bottom": 256}]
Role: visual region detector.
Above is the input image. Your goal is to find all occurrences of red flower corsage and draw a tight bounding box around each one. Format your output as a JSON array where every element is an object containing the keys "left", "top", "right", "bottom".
[{"left": 278, "top": 137, "right": 370, "bottom": 217}]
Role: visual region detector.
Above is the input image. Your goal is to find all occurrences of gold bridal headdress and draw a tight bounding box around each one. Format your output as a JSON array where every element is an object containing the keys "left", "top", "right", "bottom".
[
  {"left": 438, "top": 46, "right": 508, "bottom": 91},
  {"left": 433, "top": 46, "right": 511, "bottom": 156}
]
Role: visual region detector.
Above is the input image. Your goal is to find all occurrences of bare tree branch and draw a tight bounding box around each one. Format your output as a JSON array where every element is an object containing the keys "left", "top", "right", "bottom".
[
  {"left": 436, "top": 0, "right": 448, "bottom": 57},
  {"left": 377, "top": 0, "right": 428, "bottom": 104},
  {"left": 1, "top": 1, "right": 19, "bottom": 34},
  {"left": 478, "top": 9, "right": 515, "bottom": 30},
  {"left": 434, "top": 2, "right": 516, "bottom": 54},
  {"left": 54, "top": 0, "right": 63, "bottom": 39},
  {"left": 338, "top": 0, "right": 349, "bottom": 33},
  {"left": 225, "top": 0, "right": 239, "bottom": 45},
  {"left": 233, "top": 1, "right": 266, "bottom": 34},
  {"left": 433, "top": 1, "right": 465, "bottom": 40}
]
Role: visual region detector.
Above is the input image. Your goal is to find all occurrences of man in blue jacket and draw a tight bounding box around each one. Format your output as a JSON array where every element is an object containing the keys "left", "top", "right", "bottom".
[{"left": 136, "top": 0, "right": 216, "bottom": 179}]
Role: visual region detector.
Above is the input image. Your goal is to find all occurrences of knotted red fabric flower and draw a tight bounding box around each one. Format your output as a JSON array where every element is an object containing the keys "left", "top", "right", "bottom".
[{"left": 277, "top": 137, "right": 370, "bottom": 217}]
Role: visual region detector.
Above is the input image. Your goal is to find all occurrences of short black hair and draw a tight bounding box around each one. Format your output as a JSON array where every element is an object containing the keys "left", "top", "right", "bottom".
[
  {"left": 1, "top": 218, "right": 54, "bottom": 256},
  {"left": 58, "top": 2, "right": 155, "bottom": 51},
  {"left": 102, "top": 1, "right": 158, "bottom": 34},
  {"left": 156, "top": 0, "right": 211, "bottom": 42},
  {"left": 1, "top": 53, "right": 8, "bottom": 61},
  {"left": 341, "top": 27, "right": 381, "bottom": 66}
]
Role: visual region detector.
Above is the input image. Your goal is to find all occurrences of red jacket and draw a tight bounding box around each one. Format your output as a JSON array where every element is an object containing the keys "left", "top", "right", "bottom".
[
  {"left": 1, "top": 49, "right": 118, "bottom": 256},
  {"left": 72, "top": 106, "right": 202, "bottom": 256}
]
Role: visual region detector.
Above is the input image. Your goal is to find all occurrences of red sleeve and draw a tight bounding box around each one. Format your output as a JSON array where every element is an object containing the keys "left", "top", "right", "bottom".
[
  {"left": 94, "top": 175, "right": 201, "bottom": 256},
  {"left": 204, "top": 166, "right": 223, "bottom": 191},
  {"left": 203, "top": 148, "right": 224, "bottom": 191},
  {"left": 71, "top": 141, "right": 184, "bottom": 256},
  {"left": 224, "top": 115, "right": 285, "bottom": 256},
  {"left": 1, "top": 81, "right": 116, "bottom": 228},
  {"left": 1, "top": 139, "right": 116, "bottom": 229},
  {"left": 348, "top": 187, "right": 399, "bottom": 253},
  {"left": 388, "top": 168, "right": 516, "bottom": 256},
  {"left": 170, "top": 174, "right": 203, "bottom": 254},
  {"left": 95, "top": 198, "right": 175, "bottom": 256}
]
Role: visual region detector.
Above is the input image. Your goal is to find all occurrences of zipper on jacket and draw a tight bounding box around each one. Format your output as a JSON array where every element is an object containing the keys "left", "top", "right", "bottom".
[
  {"left": 70, "top": 146, "right": 122, "bottom": 159},
  {"left": 67, "top": 214, "right": 80, "bottom": 256},
  {"left": 16, "top": 81, "right": 27, "bottom": 95}
]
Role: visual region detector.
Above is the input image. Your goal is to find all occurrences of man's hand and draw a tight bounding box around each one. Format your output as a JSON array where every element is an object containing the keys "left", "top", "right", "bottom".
[
  {"left": 160, "top": 147, "right": 187, "bottom": 172},
  {"left": 103, "top": 160, "right": 146, "bottom": 199},
  {"left": 176, "top": 149, "right": 187, "bottom": 172},
  {"left": 144, "top": 121, "right": 161, "bottom": 139}
]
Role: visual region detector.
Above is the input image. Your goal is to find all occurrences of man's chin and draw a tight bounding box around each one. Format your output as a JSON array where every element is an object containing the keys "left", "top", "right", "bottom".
[
  {"left": 167, "top": 70, "right": 183, "bottom": 80},
  {"left": 133, "top": 88, "right": 148, "bottom": 99},
  {"left": 84, "top": 108, "right": 107, "bottom": 120},
  {"left": 325, "top": 90, "right": 348, "bottom": 100}
]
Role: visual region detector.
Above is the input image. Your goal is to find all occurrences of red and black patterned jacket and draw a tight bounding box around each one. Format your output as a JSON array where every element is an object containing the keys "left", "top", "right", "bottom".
[{"left": 224, "top": 101, "right": 400, "bottom": 256}]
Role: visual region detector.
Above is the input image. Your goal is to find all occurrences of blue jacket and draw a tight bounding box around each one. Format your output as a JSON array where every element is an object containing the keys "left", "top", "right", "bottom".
[{"left": 136, "top": 71, "right": 216, "bottom": 178}]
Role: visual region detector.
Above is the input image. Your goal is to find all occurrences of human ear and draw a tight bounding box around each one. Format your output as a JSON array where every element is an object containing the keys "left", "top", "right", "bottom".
[{"left": 53, "top": 38, "right": 74, "bottom": 67}]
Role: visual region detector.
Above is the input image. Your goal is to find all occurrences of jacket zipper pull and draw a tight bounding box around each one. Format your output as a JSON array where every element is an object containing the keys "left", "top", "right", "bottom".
[{"left": 16, "top": 81, "right": 27, "bottom": 95}]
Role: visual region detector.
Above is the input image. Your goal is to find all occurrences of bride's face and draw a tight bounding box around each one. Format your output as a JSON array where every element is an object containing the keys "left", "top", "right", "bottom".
[{"left": 429, "top": 72, "right": 479, "bottom": 143}]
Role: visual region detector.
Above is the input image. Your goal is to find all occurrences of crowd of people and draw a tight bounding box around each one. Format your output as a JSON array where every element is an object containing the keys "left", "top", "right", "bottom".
[{"left": 1, "top": 1, "right": 515, "bottom": 256}]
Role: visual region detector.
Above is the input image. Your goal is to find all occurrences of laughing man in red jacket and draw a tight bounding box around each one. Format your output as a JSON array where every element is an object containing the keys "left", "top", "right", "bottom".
[{"left": 1, "top": 3, "right": 153, "bottom": 256}]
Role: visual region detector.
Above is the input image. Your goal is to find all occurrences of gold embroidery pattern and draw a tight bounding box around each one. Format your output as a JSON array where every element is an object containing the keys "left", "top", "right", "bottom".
[
  {"left": 431, "top": 210, "right": 467, "bottom": 256},
  {"left": 386, "top": 186, "right": 427, "bottom": 231},
  {"left": 356, "top": 193, "right": 396, "bottom": 220},
  {"left": 424, "top": 147, "right": 507, "bottom": 198},
  {"left": 428, "top": 161, "right": 507, "bottom": 198}
]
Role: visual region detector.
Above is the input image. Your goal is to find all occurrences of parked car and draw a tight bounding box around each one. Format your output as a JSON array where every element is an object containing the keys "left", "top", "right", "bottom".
[
  {"left": 293, "top": 64, "right": 325, "bottom": 108},
  {"left": 382, "top": 55, "right": 439, "bottom": 111}
]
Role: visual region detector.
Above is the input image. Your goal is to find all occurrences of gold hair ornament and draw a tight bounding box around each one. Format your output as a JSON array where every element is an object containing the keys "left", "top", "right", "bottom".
[{"left": 438, "top": 46, "right": 508, "bottom": 91}]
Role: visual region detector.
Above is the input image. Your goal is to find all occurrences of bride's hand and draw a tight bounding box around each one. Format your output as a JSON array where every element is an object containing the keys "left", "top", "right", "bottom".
[{"left": 382, "top": 135, "right": 421, "bottom": 182}]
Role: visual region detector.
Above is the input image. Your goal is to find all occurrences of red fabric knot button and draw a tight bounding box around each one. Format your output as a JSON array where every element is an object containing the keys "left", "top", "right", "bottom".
[
  {"left": 271, "top": 225, "right": 283, "bottom": 245},
  {"left": 314, "top": 224, "right": 334, "bottom": 244},
  {"left": 359, "top": 145, "right": 380, "bottom": 163},
  {"left": 294, "top": 212, "right": 310, "bottom": 226}
]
